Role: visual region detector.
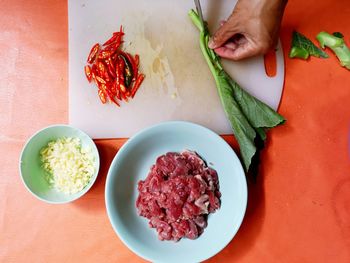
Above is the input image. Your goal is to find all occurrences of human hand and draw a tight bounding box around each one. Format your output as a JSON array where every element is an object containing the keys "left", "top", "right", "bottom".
[{"left": 208, "top": 0, "right": 288, "bottom": 60}]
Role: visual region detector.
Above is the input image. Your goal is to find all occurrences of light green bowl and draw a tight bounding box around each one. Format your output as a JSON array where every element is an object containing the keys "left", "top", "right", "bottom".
[{"left": 19, "top": 124, "right": 100, "bottom": 204}]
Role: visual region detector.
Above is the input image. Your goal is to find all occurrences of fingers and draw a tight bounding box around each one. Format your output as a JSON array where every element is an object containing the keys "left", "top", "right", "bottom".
[
  {"left": 214, "top": 42, "right": 261, "bottom": 61},
  {"left": 208, "top": 20, "right": 238, "bottom": 49},
  {"left": 224, "top": 42, "right": 238, "bottom": 50},
  {"left": 229, "top": 45, "right": 260, "bottom": 60},
  {"left": 213, "top": 46, "right": 237, "bottom": 60},
  {"left": 219, "top": 20, "right": 226, "bottom": 27}
]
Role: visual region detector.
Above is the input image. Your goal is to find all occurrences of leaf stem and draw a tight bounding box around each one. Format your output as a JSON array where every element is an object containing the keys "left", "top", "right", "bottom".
[{"left": 189, "top": 10, "right": 220, "bottom": 84}]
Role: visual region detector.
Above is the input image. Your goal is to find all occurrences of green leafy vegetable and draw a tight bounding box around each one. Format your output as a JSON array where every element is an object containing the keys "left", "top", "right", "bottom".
[
  {"left": 316, "top": 31, "right": 350, "bottom": 70},
  {"left": 289, "top": 46, "right": 310, "bottom": 59},
  {"left": 289, "top": 31, "right": 328, "bottom": 59},
  {"left": 188, "top": 10, "right": 285, "bottom": 171},
  {"left": 333, "top": 32, "right": 344, "bottom": 38}
]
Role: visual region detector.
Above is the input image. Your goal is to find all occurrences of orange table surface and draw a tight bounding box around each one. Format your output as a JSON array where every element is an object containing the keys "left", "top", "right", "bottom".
[{"left": 1, "top": 0, "right": 350, "bottom": 262}]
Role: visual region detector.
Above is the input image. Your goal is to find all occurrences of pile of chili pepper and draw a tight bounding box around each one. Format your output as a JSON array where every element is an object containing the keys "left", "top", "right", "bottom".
[{"left": 84, "top": 26, "right": 145, "bottom": 106}]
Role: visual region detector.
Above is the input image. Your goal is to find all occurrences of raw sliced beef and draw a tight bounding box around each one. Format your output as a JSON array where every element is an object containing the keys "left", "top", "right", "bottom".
[{"left": 136, "top": 150, "right": 221, "bottom": 241}]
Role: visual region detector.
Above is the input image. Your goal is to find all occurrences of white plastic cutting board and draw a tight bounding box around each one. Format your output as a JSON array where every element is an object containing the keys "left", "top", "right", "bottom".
[{"left": 68, "top": 0, "right": 284, "bottom": 138}]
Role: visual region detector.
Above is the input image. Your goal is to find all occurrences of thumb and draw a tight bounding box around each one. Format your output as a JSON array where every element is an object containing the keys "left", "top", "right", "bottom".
[{"left": 208, "top": 22, "right": 237, "bottom": 49}]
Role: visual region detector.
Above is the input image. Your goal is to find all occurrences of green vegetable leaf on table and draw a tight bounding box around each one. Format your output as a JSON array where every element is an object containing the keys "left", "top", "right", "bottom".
[
  {"left": 316, "top": 31, "right": 350, "bottom": 70},
  {"left": 332, "top": 32, "right": 344, "bottom": 39},
  {"left": 188, "top": 10, "right": 285, "bottom": 172},
  {"left": 289, "top": 31, "right": 328, "bottom": 59}
]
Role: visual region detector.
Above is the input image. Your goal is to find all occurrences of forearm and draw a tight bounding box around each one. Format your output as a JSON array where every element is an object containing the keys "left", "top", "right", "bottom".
[{"left": 235, "top": 0, "right": 288, "bottom": 11}]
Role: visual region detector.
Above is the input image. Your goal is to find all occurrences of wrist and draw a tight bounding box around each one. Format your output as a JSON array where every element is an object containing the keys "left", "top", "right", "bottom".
[{"left": 236, "top": 0, "right": 288, "bottom": 14}]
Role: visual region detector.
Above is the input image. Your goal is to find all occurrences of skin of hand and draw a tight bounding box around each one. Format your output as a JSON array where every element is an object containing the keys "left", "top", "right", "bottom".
[{"left": 208, "top": 0, "right": 288, "bottom": 60}]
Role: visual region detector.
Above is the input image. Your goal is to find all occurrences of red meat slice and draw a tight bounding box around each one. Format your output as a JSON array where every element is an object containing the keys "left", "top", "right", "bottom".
[{"left": 136, "top": 150, "right": 221, "bottom": 241}]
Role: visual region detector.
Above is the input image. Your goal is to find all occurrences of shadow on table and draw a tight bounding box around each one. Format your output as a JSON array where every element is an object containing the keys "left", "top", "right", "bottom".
[{"left": 71, "top": 140, "right": 121, "bottom": 212}]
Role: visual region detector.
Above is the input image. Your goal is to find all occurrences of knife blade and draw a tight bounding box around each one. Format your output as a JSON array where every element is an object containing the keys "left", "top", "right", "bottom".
[{"left": 194, "top": 0, "right": 204, "bottom": 28}]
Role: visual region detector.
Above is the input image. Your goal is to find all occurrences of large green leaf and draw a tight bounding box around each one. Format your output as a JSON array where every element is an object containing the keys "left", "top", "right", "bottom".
[
  {"left": 224, "top": 71, "right": 285, "bottom": 128},
  {"left": 216, "top": 70, "right": 257, "bottom": 170},
  {"left": 189, "top": 9, "right": 286, "bottom": 172}
]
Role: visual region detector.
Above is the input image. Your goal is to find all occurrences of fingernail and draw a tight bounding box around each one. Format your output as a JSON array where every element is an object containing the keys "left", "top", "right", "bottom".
[{"left": 208, "top": 38, "right": 215, "bottom": 49}]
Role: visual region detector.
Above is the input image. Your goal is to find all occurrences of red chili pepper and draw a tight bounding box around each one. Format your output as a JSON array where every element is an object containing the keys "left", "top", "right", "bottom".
[
  {"left": 135, "top": 54, "right": 139, "bottom": 67},
  {"left": 98, "top": 89, "right": 107, "bottom": 104},
  {"left": 115, "top": 37, "right": 124, "bottom": 49},
  {"left": 114, "top": 34, "right": 123, "bottom": 49},
  {"left": 87, "top": 43, "right": 100, "bottom": 64},
  {"left": 104, "top": 43, "right": 119, "bottom": 53},
  {"left": 123, "top": 52, "right": 137, "bottom": 81},
  {"left": 105, "top": 34, "right": 123, "bottom": 52},
  {"left": 105, "top": 82, "right": 112, "bottom": 91},
  {"left": 105, "top": 83, "right": 117, "bottom": 101},
  {"left": 107, "top": 66, "right": 116, "bottom": 79},
  {"left": 110, "top": 57, "right": 116, "bottom": 71},
  {"left": 117, "top": 59, "right": 127, "bottom": 93},
  {"left": 91, "top": 64, "right": 98, "bottom": 75},
  {"left": 104, "top": 71, "right": 111, "bottom": 82},
  {"left": 111, "top": 53, "right": 118, "bottom": 63},
  {"left": 106, "top": 59, "right": 116, "bottom": 79},
  {"left": 97, "top": 61, "right": 107, "bottom": 75},
  {"left": 103, "top": 58, "right": 114, "bottom": 79},
  {"left": 104, "top": 57, "right": 110, "bottom": 65},
  {"left": 115, "top": 73, "right": 120, "bottom": 89},
  {"left": 110, "top": 80, "right": 116, "bottom": 93},
  {"left": 116, "top": 88, "right": 121, "bottom": 100},
  {"left": 119, "top": 59, "right": 125, "bottom": 83},
  {"left": 84, "top": 65, "right": 92, "bottom": 82},
  {"left": 91, "top": 75, "right": 97, "bottom": 86},
  {"left": 131, "top": 74, "right": 145, "bottom": 98},
  {"left": 106, "top": 57, "right": 115, "bottom": 70},
  {"left": 84, "top": 25, "right": 145, "bottom": 107},
  {"left": 103, "top": 31, "right": 124, "bottom": 47},
  {"left": 104, "top": 44, "right": 115, "bottom": 53},
  {"left": 105, "top": 87, "right": 120, "bottom": 107},
  {"left": 121, "top": 91, "right": 128, "bottom": 102},
  {"left": 133, "top": 55, "right": 140, "bottom": 82},
  {"left": 117, "top": 31, "right": 124, "bottom": 38},
  {"left": 98, "top": 50, "right": 112, "bottom": 60},
  {"left": 120, "top": 83, "right": 127, "bottom": 93},
  {"left": 95, "top": 75, "right": 106, "bottom": 84},
  {"left": 96, "top": 61, "right": 111, "bottom": 82},
  {"left": 91, "top": 64, "right": 98, "bottom": 83},
  {"left": 92, "top": 74, "right": 98, "bottom": 85},
  {"left": 115, "top": 58, "right": 121, "bottom": 87},
  {"left": 103, "top": 34, "right": 118, "bottom": 46}
]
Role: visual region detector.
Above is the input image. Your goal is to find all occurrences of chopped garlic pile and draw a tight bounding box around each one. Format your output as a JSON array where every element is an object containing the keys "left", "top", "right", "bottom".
[{"left": 40, "top": 137, "right": 95, "bottom": 194}]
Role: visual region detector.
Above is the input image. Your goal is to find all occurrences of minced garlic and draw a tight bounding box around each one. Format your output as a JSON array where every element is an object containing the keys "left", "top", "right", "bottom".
[{"left": 40, "top": 137, "right": 95, "bottom": 194}]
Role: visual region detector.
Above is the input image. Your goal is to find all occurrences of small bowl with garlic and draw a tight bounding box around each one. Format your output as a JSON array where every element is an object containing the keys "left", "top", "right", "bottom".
[{"left": 19, "top": 125, "right": 100, "bottom": 204}]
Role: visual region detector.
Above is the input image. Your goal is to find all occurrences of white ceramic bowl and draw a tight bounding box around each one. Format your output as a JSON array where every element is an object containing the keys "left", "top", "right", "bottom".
[{"left": 105, "top": 121, "right": 247, "bottom": 262}]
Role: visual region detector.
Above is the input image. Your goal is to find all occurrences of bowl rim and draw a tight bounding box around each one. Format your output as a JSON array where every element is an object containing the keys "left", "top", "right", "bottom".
[
  {"left": 105, "top": 120, "right": 247, "bottom": 262},
  {"left": 19, "top": 124, "right": 100, "bottom": 204}
]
